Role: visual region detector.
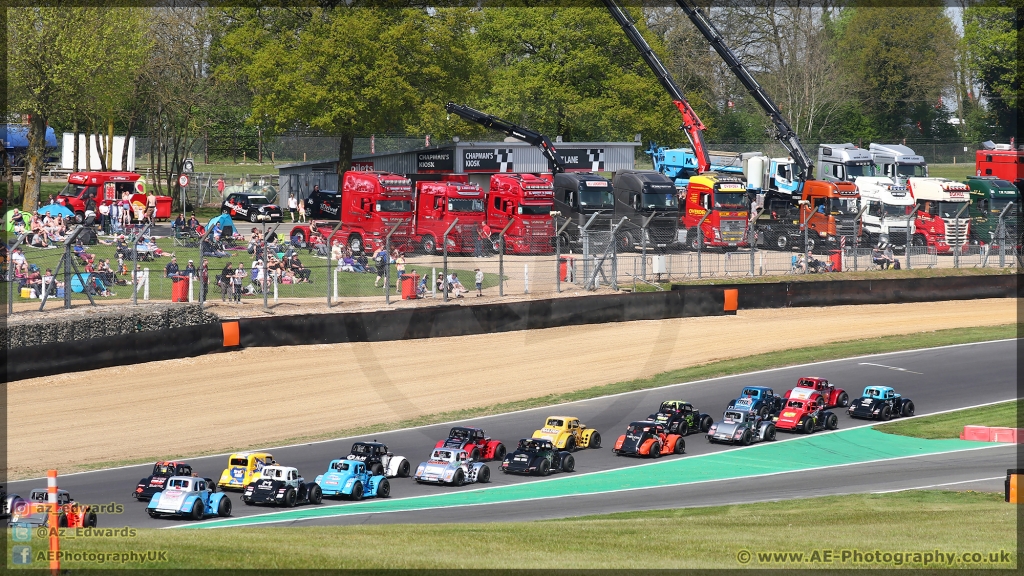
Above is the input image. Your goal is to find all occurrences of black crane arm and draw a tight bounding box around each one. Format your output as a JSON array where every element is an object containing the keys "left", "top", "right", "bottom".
[{"left": 445, "top": 102, "right": 565, "bottom": 173}]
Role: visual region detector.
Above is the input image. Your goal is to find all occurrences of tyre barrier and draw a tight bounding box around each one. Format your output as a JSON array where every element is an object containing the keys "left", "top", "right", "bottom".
[
  {"left": 6, "top": 287, "right": 730, "bottom": 381},
  {"left": 671, "top": 274, "right": 1018, "bottom": 309}
]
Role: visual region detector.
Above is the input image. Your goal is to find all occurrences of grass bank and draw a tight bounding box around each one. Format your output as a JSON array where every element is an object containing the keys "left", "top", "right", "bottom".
[
  {"left": 6, "top": 491, "right": 1013, "bottom": 569},
  {"left": 877, "top": 399, "right": 1020, "bottom": 439}
]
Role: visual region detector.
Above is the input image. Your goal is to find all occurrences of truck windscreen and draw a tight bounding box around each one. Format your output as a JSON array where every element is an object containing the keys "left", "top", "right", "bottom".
[
  {"left": 896, "top": 164, "right": 927, "bottom": 178},
  {"left": 376, "top": 200, "right": 412, "bottom": 212},
  {"left": 713, "top": 192, "right": 747, "bottom": 210},
  {"left": 579, "top": 191, "right": 614, "bottom": 209},
  {"left": 845, "top": 164, "right": 872, "bottom": 177},
  {"left": 923, "top": 201, "right": 969, "bottom": 218},
  {"left": 519, "top": 204, "right": 551, "bottom": 216},
  {"left": 829, "top": 198, "right": 859, "bottom": 215},
  {"left": 447, "top": 199, "right": 484, "bottom": 212},
  {"left": 641, "top": 192, "right": 677, "bottom": 210},
  {"left": 990, "top": 198, "right": 1018, "bottom": 213},
  {"left": 881, "top": 204, "right": 910, "bottom": 218}
]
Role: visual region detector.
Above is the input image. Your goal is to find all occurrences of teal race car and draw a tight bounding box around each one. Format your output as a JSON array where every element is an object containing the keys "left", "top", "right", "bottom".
[{"left": 847, "top": 386, "right": 915, "bottom": 420}]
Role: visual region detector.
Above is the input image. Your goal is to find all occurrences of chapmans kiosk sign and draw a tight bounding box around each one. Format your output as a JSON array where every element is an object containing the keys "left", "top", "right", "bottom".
[
  {"left": 416, "top": 149, "right": 454, "bottom": 173},
  {"left": 463, "top": 148, "right": 514, "bottom": 173}
]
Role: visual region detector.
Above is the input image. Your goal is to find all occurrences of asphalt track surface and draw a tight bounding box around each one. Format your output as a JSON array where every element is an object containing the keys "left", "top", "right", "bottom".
[{"left": 8, "top": 339, "right": 1016, "bottom": 528}]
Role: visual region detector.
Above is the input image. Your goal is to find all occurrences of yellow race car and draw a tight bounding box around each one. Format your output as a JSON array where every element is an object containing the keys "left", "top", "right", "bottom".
[
  {"left": 531, "top": 416, "right": 602, "bottom": 451},
  {"left": 218, "top": 452, "right": 275, "bottom": 490}
]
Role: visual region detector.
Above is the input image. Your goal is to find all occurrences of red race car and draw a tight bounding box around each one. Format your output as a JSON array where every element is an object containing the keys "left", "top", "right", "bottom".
[
  {"left": 773, "top": 389, "right": 838, "bottom": 434},
  {"left": 783, "top": 377, "right": 849, "bottom": 409},
  {"left": 435, "top": 426, "right": 506, "bottom": 462},
  {"left": 613, "top": 421, "right": 685, "bottom": 457}
]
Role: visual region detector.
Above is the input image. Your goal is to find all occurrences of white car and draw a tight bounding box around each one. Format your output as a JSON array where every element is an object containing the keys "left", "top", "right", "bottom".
[
  {"left": 414, "top": 448, "right": 490, "bottom": 486},
  {"left": 346, "top": 441, "right": 411, "bottom": 478}
]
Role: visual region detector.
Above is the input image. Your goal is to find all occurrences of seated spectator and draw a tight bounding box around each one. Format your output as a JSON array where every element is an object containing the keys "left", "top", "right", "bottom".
[
  {"left": 281, "top": 268, "right": 297, "bottom": 284},
  {"left": 871, "top": 245, "right": 889, "bottom": 270},
  {"left": 417, "top": 273, "right": 427, "bottom": 297},
  {"left": 172, "top": 213, "right": 185, "bottom": 231},
  {"left": 289, "top": 255, "right": 311, "bottom": 283},
  {"left": 339, "top": 254, "right": 356, "bottom": 272},
  {"left": 187, "top": 213, "right": 200, "bottom": 230},
  {"left": 164, "top": 256, "right": 180, "bottom": 278},
  {"left": 356, "top": 253, "right": 370, "bottom": 273},
  {"left": 201, "top": 237, "right": 227, "bottom": 258},
  {"left": 96, "top": 259, "right": 116, "bottom": 286},
  {"left": 10, "top": 248, "right": 27, "bottom": 275},
  {"left": 73, "top": 241, "right": 95, "bottom": 265},
  {"left": 436, "top": 272, "right": 446, "bottom": 293},
  {"left": 449, "top": 272, "right": 467, "bottom": 298},
  {"left": 28, "top": 231, "right": 50, "bottom": 248}
]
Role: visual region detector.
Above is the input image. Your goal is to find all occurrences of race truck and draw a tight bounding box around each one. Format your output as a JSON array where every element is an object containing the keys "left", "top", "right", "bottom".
[
  {"left": 773, "top": 391, "right": 838, "bottom": 434},
  {"left": 289, "top": 170, "right": 415, "bottom": 254},
  {"left": 854, "top": 176, "right": 915, "bottom": 248},
  {"left": 613, "top": 421, "right": 685, "bottom": 458},
  {"left": 316, "top": 460, "right": 390, "bottom": 500},
  {"left": 411, "top": 175, "right": 487, "bottom": 254},
  {"left": 304, "top": 188, "right": 341, "bottom": 220},
  {"left": 965, "top": 176, "right": 1019, "bottom": 247},
  {"left": 8, "top": 489, "right": 98, "bottom": 528},
  {"left": 648, "top": 401, "right": 713, "bottom": 435},
  {"left": 486, "top": 173, "right": 555, "bottom": 255},
  {"left": 413, "top": 448, "right": 491, "bottom": 486},
  {"left": 346, "top": 441, "right": 411, "bottom": 478},
  {"left": 434, "top": 426, "right": 507, "bottom": 462},
  {"left": 500, "top": 438, "right": 575, "bottom": 476},
  {"left": 755, "top": 179, "right": 861, "bottom": 253},
  {"left": 532, "top": 416, "right": 602, "bottom": 451},
  {"left": 869, "top": 143, "right": 929, "bottom": 186},
  {"left": 817, "top": 143, "right": 874, "bottom": 183},
  {"left": 906, "top": 177, "right": 972, "bottom": 253},
  {"left": 611, "top": 169, "right": 680, "bottom": 251},
  {"left": 552, "top": 172, "right": 616, "bottom": 250},
  {"left": 783, "top": 377, "right": 850, "bottom": 409},
  {"left": 133, "top": 460, "right": 196, "bottom": 501},
  {"left": 727, "top": 386, "right": 785, "bottom": 419},
  {"left": 147, "top": 476, "right": 232, "bottom": 520},
  {"left": 218, "top": 452, "right": 275, "bottom": 491},
  {"left": 847, "top": 386, "right": 915, "bottom": 421},
  {"left": 222, "top": 193, "right": 283, "bottom": 223},
  {"left": 241, "top": 465, "right": 322, "bottom": 507},
  {"left": 679, "top": 172, "right": 750, "bottom": 249},
  {"left": 56, "top": 171, "right": 147, "bottom": 223},
  {"left": 976, "top": 141, "right": 1023, "bottom": 189},
  {"left": 706, "top": 408, "right": 777, "bottom": 445}
]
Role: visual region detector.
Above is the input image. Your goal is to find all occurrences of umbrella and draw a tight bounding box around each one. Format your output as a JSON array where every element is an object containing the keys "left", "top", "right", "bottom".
[
  {"left": 37, "top": 204, "right": 74, "bottom": 218},
  {"left": 4, "top": 209, "right": 30, "bottom": 232}
]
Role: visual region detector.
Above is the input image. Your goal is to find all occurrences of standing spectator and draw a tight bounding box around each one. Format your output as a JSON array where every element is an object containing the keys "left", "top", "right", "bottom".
[
  {"left": 393, "top": 250, "right": 406, "bottom": 294},
  {"left": 183, "top": 259, "right": 197, "bottom": 278},
  {"left": 85, "top": 196, "right": 97, "bottom": 226},
  {"left": 474, "top": 224, "right": 484, "bottom": 257},
  {"left": 288, "top": 195, "right": 298, "bottom": 222},
  {"left": 145, "top": 191, "right": 157, "bottom": 226},
  {"left": 232, "top": 264, "right": 246, "bottom": 302},
  {"left": 372, "top": 247, "right": 389, "bottom": 288},
  {"left": 475, "top": 268, "right": 483, "bottom": 297},
  {"left": 48, "top": 194, "right": 55, "bottom": 205},
  {"left": 479, "top": 222, "right": 492, "bottom": 256},
  {"left": 297, "top": 198, "right": 307, "bottom": 223},
  {"left": 165, "top": 256, "right": 180, "bottom": 278},
  {"left": 108, "top": 199, "right": 120, "bottom": 233},
  {"left": 200, "top": 258, "right": 210, "bottom": 301},
  {"left": 99, "top": 202, "right": 110, "bottom": 234},
  {"left": 216, "top": 177, "right": 225, "bottom": 198},
  {"left": 219, "top": 262, "right": 234, "bottom": 301}
]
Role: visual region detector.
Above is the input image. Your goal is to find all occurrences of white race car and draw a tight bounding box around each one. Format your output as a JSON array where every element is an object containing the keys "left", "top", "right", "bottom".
[{"left": 414, "top": 448, "right": 490, "bottom": 486}]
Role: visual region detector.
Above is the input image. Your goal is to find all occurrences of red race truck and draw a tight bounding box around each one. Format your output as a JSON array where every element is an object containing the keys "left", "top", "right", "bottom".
[
  {"left": 56, "top": 171, "right": 148, "bottom": 223},
  {"left": 411, "top": 174, "right": 487, "bottom": 254},
  {"left": 976, "top": 142, "right": 1023, "bottom": 189},
  {"left": 906, "top": 177, "right": 971, "bottom": 253},
  {"left": 486, "top": 173, "right": 555, "bottom": 254},
  {"left": 289, "top": 170, "right": 414, "bottom": 254}
]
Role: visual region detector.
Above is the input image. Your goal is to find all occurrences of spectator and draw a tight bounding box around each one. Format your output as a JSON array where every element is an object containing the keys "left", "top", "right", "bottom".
[
  {"left": 393, "top": 250, "right": 406, "bottom": 294},
  {"left": 85, "top": 197, "right": 97, "bottom": 225},
  {"left": 475, "top": 268, "right": 483, "bottom": 297},
  {"left": 10, "top": 247, "right": 27, "bottom": 275},
  {"left": 436, "top": 272, "right": 446, "bottom": 293},
  {"left": 297, "top": 198, "right": 306, "bottom": 223},
  {"left": 281, "top": 268, "right": 297, "bottom": 284},
  {"left": 474, "top": 224, "right": 485, "bottom": 257},
  {"left": 187, "top": 213, "right": 199, "bottom": 230},
  {"left": 479, "top": 222, "right": 492, "bottom": 256},
  {"left": 885, "top": 244, "right": 899, "bottom": 269},
  {"left": 119, "top": 199, "right": 131, "bottom": 230},
  {"left": 289, "top": 254, "right": 311, "bottom": 283},
  {"left": 145, "top": 191, "right": 157, "bottom": 225},
  {"left": 288, "top": 194, "right": 297, "bottom": 222},
  {"left": 219, "top": 262, "right": 235, "bottom": 301},
  {"left": 331, "top": 241, "right": 344, "bottom": 270},
  {"left": 99, "top": 202, "right": 110, "bottom": 234},
  {"left": 97, "top": 259, "right": 116, "bottom": 286},
  {"left": 356, "top": 253, "right": 369, "bottom": 273},
  {"left": 41, "top": 268, "right": 56, "bottom": 296},
  {"left": 372, "top": 247, "right": 389, "bottom": 288},
  {"left": 449, "top": 272, "right": 466, "bottom": 298},
  {"left": 417, "top": 272, "right": 427, "bottom": 297},
  {"left": 200, "top": 258, "right": 209, "bottom": 300},
  {"left": 172, "top": 213, "right": 185, "bottom": 231},
  {"left": 232, "top": 264, "right": 245, "bottom": 302},
  {"left": 216, "top": 177, "right": 225, "bottom": 197},
  {"left": 108, "top": 200, "right": 120, "bottom": 233},
  {"left": 871, "top": 245, "right": 890, "bottom": 270},
  {"left": 202, "top": 236, "right": 227, "bottom": 258},
  {"left": 73, "top": 241, "right": 95, "bottom": 265},
  {"left": 183, "top": 259, "right": 197, "bottom": 278},
  {"left": 165, "top": 257, "right": 180, "bottom": 278}
]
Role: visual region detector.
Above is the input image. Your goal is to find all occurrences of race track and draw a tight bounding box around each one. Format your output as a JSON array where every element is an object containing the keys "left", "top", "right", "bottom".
[{"left": 7, "top": 338, "right": 1016, "bottom": 528}]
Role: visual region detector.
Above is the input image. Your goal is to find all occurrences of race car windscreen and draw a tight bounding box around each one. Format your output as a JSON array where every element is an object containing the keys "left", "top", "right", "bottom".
[
  {"left": 545, "top": 418, "right": 563, "bottom": 428},
  {"left": 787, "top": 400, "right": 804, "bottom": 409},
  {"left": 742, "top": 389, "right": 761, "bottom": 398},
  {"left": 626, "top": 424, "right": 651, "bottom": 435},
  {"left": 433, "top": 450, "right": 453, "bottom": 460},
  {"left": 376, "top": 200, "right": 412, "bottom": 212},
  {"left": 447, "top": 199, "right": 484, "bottom": 212},
  {"left": 168, "top": 479, "right": 190, "bottom": 489},
  {"left": 449, "top": 428, "right": 469, "bottom": 439},
  {"left": 725, "top": 412, "right": 743, "bottom": 422},
  {"left": 154, "top": 465, "right": 172, "bottom": 475},
  {"left": 229, "top": 458, "right": 248, "bottom": 466},
  {"left": 332, "top": 461, "right": 351, "bottom": 471},
  {"left": 350, "top": 444, "right": 370, "bottom": 454}
]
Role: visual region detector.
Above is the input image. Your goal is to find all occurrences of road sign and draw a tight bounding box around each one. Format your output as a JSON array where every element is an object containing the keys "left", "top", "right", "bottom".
[{"left": 178, "top": 174, "right": 190, "bottom": 188}]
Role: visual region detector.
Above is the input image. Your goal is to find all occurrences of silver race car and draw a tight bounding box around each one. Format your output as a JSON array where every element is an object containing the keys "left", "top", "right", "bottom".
[
  {"left": 706, "top": 408, "right": 777, "bottom": 446},
  {"left": 414, "top": 448, "right": 490, "bottom": 486}
]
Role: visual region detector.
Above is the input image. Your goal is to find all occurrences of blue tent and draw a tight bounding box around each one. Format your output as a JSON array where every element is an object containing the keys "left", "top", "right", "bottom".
[{"left": 206, "top": 213, "right": 237, "bottom": 236}]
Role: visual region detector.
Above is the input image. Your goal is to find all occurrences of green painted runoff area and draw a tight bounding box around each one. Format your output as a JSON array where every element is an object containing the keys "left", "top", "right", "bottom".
[{"left": 188, "top": 427, "right": 994, "bottom": 529}]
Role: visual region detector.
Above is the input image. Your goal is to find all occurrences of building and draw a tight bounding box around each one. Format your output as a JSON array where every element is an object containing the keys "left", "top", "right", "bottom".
[{"left": 275, "top": 140, "right": 641, "bottom": 200}]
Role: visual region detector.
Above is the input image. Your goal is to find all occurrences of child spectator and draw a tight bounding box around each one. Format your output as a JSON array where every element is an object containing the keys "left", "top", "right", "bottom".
[{"left": 475, "top": 268, "right": 484, "bottom": 297}]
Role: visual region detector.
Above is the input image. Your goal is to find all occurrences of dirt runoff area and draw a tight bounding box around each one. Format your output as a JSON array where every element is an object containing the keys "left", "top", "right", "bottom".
[{"left": 7, "top": 298, "right": 1016, "bottom": 479}]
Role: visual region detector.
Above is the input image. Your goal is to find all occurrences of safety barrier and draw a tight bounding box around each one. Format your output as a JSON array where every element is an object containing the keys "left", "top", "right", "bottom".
[{"left": 960, "top": 425, "right": 1022, "bottom": 443}]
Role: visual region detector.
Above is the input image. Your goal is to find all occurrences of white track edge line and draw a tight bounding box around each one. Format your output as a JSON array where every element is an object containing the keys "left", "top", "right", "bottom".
[{"left": 871, "top": 476, "right": 1007, "bottom": 494}]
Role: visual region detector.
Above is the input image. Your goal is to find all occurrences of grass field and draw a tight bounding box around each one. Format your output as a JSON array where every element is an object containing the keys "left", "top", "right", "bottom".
[
  {"left": 877, "top": 399, "right": 1020, "bottom": 439},
  {"left": 5, "top": 490, "right": 1013, "bottom": 569}
]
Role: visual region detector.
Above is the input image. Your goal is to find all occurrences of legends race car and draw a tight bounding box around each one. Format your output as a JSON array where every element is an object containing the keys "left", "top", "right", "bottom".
[
  {"left": 613, "top": 421, "right": 685, "bottom": 457},
  {"left": 784, "top": 377, "right": 850, "bottom": 409},
  {"left": 648, "top": 401, "right": 713, "bottom": 436},
  {"left": 727, "top": 386, "right": 785, "bottom": 418},
  {"left": 435, "top": 426, "right": 507, "bottom": 462},
  {"left": 316, "top": 459, "right": 391, "bottom": 500},
  {"left": 242, "top": 466, "right": 322, "bottom": 507},
  {"left": 147, "top": 476, "right": 232, "bottom": 520},
  {"left": 414, "top": 448, "right": 491, "bottom": 486},
  {"left": 500, "top": 438, "right": 575, "bottom": 476},
  {"left": 773, "top": 389, "right": 838, "bottom": 434},
  {"left": 346, "top": 441, "right": 411, "bottom": 478},
  {"left": 133, "top": 460, "right": 196, "bottom": 501},
  {"left": 8, "top": 489, "right": 98, "bottom": 528},
  {"left": 218, "top": 452, "right": 275, "bottom": 491},
  {"left": 707, "top": 408, "right": 777, "bottom": 445},
  {"left": 532, "top": 416, "right": 602, "bottom": 451},
  {"left": 847, "top": 386, "right": 915, "bottom": 420}
]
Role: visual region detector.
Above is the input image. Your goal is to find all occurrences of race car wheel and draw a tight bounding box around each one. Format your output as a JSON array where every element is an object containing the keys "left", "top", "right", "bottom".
[
  {"left": 674, "top": 437, "right": 685, "bottom": 454},
  {"left": 369, "top": 463, "right": 384, "bottom": 477},
  {"left": 765, "top": 424, "right": 777, "bottom": 442},
  {"left": 218, "top": 497, "right": 232, "bottom": 517},
  {"left": 377, "top": 479, "right": 391, "bottom": 498},
  {"left": 452, "top": 469, "right": 465, "bottom": 486},
  {"left": 147, "top": 510, "right": 159, "bottom": 518},
  {"left": 740, "top": 431, "right": 752, "bottom": 446},
  {"left": 560, "top": 454, "right": 575, "bottom": 473},
  {"left": 801, "top": 418, "right": 814, "bottom": 434},
  {"left": 397, "top": 460, "right": 411, "bottom": 478},
  {"left": 826, "top": 413, "right": 838, "bottom": 430},
  {"left": 478, "top": 466, "right": 491, "bottom": 484},
  {"left": 837, "top": 392, "right": 849, "bottom": 408},
  {"left": 58, "top": 513, "right": 68, "bottom": 528},
  {"left": 564, "top": 437, "right": 576, "bottom": 452},
  {"left": 880, "top": 405, "right": 892, "bottom": 421},
  {"left": 589, "top": 432, "right": 602, "bottom": 449},
  {"left": 650, "top": 442, "right": 662, "bottom": 457},
  {"left": 243, "top": 498, "right": 253, "bottom": 506},
  {"left": 84, "top": 510, "right": 98, "bottom": 528},
  {"left": 309, "top": 485, "right": 322, "bottom": 505},
  {"left": 349, "top": 482, "right": 364, "bottom": 501},
  {"left": 190, "top": 500, "right": 203, "bottom": 520},
  {"left": 469, "top": 447, "right": 482, "bottom": 462},
  {"left": 493, "top": 444, "right": 507, "bottom": 462},
  {"left": 758, "top": 405, "right": 770, "bottom": 419},
  {"left": 538, "top": 460, "right": 551, "bottom": 477},
  {"left": 284, "top": 488, "right": 297, "bottom": 507},
  {"left": 700, "top": 415, "right": 713, "bottom": 433},
  {"left": 901, "top": 400, "right": 915, "bottom": 417}
]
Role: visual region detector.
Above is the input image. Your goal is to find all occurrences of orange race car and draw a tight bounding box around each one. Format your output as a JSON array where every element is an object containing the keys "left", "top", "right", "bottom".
[{"left": 613, "top": 421, "right": 685, "bottom": 458}]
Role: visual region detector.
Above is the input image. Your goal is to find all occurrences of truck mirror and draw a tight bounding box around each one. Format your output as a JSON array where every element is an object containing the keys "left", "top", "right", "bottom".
[
  {"left": 517, "top": 206, "right": 523, "bottom": 215},
  {"left": 702, "top": 195, "right": 709, "bottom": 210}
]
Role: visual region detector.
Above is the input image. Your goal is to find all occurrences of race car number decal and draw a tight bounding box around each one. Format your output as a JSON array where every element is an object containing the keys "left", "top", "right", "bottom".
[{"left": 783, "top": 412, "right": 796, "bottom": 417}]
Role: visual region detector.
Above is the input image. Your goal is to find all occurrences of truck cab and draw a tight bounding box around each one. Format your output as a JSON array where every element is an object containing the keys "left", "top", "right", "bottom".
[
  {"left": 817, "top": 143, "right": 875, "bottom": 183},
  {"left": 976, "top": 143, "right": 1023, "bottom": 190},
  {"left": 906, "top": 177, "right": 972, "bottom": 253},
  {"left": 57, "top": 171, "right": 146, "bottom": 222},
  {"left": 681, "top": 173, "right": 749, "bottom": 248},
  {"left": 486, "top": 173, "right": 554, "bottom": 254},
  {"left": 869, "top": 143, "right": 928, "bottom": 186},
  {"left": 756, "top": 179, "right": 860, "bottom": 252},
  {"left": 964, "top": 176, "right": 1019, "bottom": 247},
  {"left": 412, "top": 175, "right": 486, "bottom": 254},
  {"left": 854, "top": 176, "right": 915, "bottom": 247},
  {"left": 611, "top": 169, "right": 679, "bottom": 251},
  {"left": 551, "top": 172, "right": 615, "bottom": 248}
]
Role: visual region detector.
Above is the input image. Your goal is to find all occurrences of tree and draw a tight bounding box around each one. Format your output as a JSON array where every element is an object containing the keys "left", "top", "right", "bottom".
[{"left": 960, "top": 2, "right": 1018, "bottom": 138}]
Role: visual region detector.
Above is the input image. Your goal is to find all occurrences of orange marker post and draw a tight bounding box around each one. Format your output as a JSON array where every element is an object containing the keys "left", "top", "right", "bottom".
[{"left": 47, "top": 469, "right": 59, "bottom": 574}]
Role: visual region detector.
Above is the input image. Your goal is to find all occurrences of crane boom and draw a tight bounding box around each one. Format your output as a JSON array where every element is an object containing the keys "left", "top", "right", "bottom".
[
  {"left": 673, "top": 0, "right": 814, "bottom": 180},
  {"left": 445, "top": 102, "right": 565, "bottom": 173},
  {"left": 601, "top": 0, "right": 711, "bottom": 174}
]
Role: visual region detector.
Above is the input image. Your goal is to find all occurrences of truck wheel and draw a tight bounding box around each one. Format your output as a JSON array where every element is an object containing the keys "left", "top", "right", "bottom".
[
  {"left": 218, "top": 496, "right": 232, "bottom": 517},
  {"left": 349, "top": 481, "right": 364, "bottom": 501},
  {"left": 774, "top": 234, "right": 789, "bottom": 250},
  {"left": 837, "top": 392, "right": 849, "bottom": 408},
  {"left": 452, "top": 469, "right": 465, "bottom": 486},
  {"left": 560, "top": 454, "right": 575, "bottom": 472},
  {"left": 74, "top": 212, "right": 85, "bottom": 224},
  {"left": 421, "top": 235, "right": 436, "bottom": 254},
  {"left": 478, "top": 465, "right": 490, "bottom": 484},
  {"left": 901, "top": 400, "right": 915, "bottom": 417},
  {"left": 284, "top": 487, "right": 297, "bottom": 507},
  {"left": 589, "top": 432, "right": 602, "bottom": 449},
  {"left": 376, "top": 478, "right": 390, "bottom": 498},
  {"left": 911, "top": 235, "right": 927, "bottom": 247},
  {"left": 538, "top": 460, "right": 551, "bottom": 477},
  {"left": 190, "top": 500, "right": 204, "bottom": 520},
  {"left": 348, "top": 235, "right": 363, "bottom": 254},
  {"left": 700, "top": 415, "right": 713, "bottom": 432},
  {"left": 805, "top": 236, "right": 816, "bottom": 253},
  {"left": 618, "top": 232, "right": 634, "bottom": 252},
  {"left": 674, "top": 437, "right": 686, "bottom": 454},
  {"left": 397, "top": 460, "right": 410, "bottom": 478},
  {"left": 369, "top": 463, "right": 384, "bottom": 477}
]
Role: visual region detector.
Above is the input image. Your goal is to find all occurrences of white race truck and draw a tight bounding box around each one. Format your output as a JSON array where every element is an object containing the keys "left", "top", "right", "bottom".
[
  {"left": 817, "top": 143, "right": 874, "bottom": 183},
  {"left": 906, "top": 177, "right": 972, "bottom": 253},
  {"left": 869, "top": 143, "right": 929, "bottom": 186},
  {"left": 854, "top": 176, "right": 916, "bottom": 248}
]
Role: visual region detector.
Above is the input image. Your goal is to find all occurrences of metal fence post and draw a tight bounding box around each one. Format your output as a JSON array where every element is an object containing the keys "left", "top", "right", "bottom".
[
  {"left": 610, "top": 217, "right": 617, "bottom": 291},
  {"left": 640, "top": 212, "right": 656, "bottom": 283},
  {"left": 325, "top": 222, "right": 342, "bottom": 308},
  {"left": 748, "top": 208, "right": 761, "bottom": 277},
  {"left": 799, "top": 202, "right": 813, "bottom": 274},
  {"left": 442, "top": 218, "right": 458, "bottom": 302},
  {"left": 695, "top": 211, "right": 710, "bottom": 279},
  {"left": 579, "top": 212, "right": 601, "bottom": 290},
  {"left": 906, "top": 206, "right": 918, "bottom": 270},
  {"left": 998, "top": 202, "right": 1013, "bottom": 268},
  {"left": 498, "top": 219, "right": 513, "bottom": 297},
  {"left": 953, "top": 203, "right": 968, "bottom": 269},
  {"left": 555, "top": 216, "right": 561, "bottom": 293},
  {"left": 131, "top": 224, "right": 151, "bottom": 305}
]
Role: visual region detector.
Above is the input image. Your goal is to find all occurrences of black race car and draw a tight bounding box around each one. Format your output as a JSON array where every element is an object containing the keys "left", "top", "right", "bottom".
[
  {"left": 222, "top": 193, "right": 284, "bottom": 223},
  {"left": 346, "top": 441, "right": 411, "bottom": 478},
  {"left": 649, "top": 401, "right": 713, "bottom": 435},
  {"left": 133, "top": 461, "right": 196, "bottom": 501},
  {"left": 500, "top": 438, "right": 575, "bottom": 476},
  {"left": 241, "top": 465, "right": 322, "bottom": 507},
  {"left": 304, "top": 189, "right": 342, "bottom": 220},
  {"left": 847, "top": 386, "right": 915, "bottom": 420}
]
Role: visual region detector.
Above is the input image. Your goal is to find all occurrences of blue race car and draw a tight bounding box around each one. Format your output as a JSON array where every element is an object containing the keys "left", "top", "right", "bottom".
[
  {"left": 847, "top": 386, "right": 915, "bottom": 420},
  {"left": 147, "top": 476, "right": 232, "bottom": 520},
  {"left": 315, "top": 459, "right": 391, "bottom": 500},
  {"left": 727, "top": 386, "right": 785, "bottom": 418}
]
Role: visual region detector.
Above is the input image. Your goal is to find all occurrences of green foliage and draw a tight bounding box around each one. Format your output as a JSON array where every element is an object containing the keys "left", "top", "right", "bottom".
[{"left": 961, "top": 3, "right": 1018, "bottom": 137}]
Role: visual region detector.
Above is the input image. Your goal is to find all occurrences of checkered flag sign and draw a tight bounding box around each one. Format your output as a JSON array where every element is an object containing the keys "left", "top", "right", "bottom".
[
  {"left": 496, "top": 149, "right": 513, "bottom": 172},
  {"left": 588, "top": 149, "right": 605, "bottom": 171}
]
